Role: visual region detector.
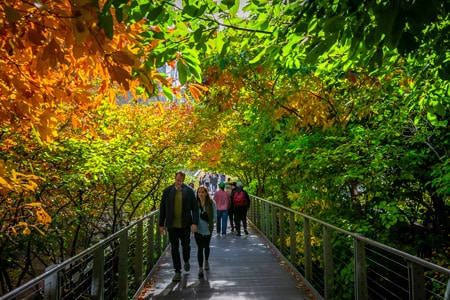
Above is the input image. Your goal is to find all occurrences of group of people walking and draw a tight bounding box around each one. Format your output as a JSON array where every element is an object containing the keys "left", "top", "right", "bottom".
[{"left": 159, "top": 171, "right": 250, "bottom": 281}]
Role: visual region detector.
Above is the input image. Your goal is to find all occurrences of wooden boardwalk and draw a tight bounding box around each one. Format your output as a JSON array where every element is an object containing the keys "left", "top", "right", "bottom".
[{"left": 136, "top": 223, "right": 316, "bottom": 300}]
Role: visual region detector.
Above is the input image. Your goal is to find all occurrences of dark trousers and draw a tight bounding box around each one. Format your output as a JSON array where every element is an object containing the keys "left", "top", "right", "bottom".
[
  {"left": 194, "top": 233, "right": 212, "bottom": 267},
  {"left": 168, "top": 227, "right": 191, "bottom": 273},
  {"left": 228, "top": 207, "right": 234, "bottom": 230},
  {"left": 233, "top": 206, "right": 248, "bottom": 234}
]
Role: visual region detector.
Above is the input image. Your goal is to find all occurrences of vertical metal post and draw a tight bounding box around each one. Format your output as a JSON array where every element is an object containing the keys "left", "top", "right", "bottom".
[
  {"left": 323, "top": 226, "right": 334, "bottom": 299},
  {"left": 134, "top": 220, "right": 143, "bottom": 289},
  {"left": 44, "top": 264, "right": 59, "bottom": 300},
  {"left": 271, "top": 206, "right": 277, "bottom": 244},
  {"left": 256, "top": 199, "right": 261, "bottom": 228},
  {"left": 279, "top": 210, "right": 285, "bottom": 254},
  {"left": 147, "top": 216, "right": 155, "bottom": 271},
  {"left": 289, "top": 212, "right": 296, "bottom": 266},
  {"left": 304, "top": 218, "right": 312, "bottom": 283},
  {"left": 156, "top": 214, "right": 162, "bottom": 255},
  {"left": 354, "top": 238, "right": 368, "bottom": 300},
  {"left": 408, "top": 261, "right": 426, "bottom": 300},
  {"left": 265, "top": 202, "right": 270, "bottom": 236},
  {"left": 91, "top": 247, "right": 105, "bottom": 300},
  {"left": 118, "top": 231, "right": 128, "bottom": 300}
]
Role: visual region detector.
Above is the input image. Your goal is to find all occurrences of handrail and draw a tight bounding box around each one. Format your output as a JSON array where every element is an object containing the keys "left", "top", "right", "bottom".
[
  {"left": 247, "top": 195, "right": 450, "bottom": 300},
  {"left": 0, "top": 210, "right": 168, "bottom": 300}
]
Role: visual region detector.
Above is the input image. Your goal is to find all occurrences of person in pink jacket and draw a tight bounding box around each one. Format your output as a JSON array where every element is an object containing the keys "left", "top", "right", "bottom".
[{"left": 213, "top": 182, "right": 231, "bottom": 237}]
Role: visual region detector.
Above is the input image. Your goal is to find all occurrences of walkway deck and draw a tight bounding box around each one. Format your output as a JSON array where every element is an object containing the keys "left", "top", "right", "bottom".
[{"left": 137, "top": 224, "right": 315, "bottom": 300}]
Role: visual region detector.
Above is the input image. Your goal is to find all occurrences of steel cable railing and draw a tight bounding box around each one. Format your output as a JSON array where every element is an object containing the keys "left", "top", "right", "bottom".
[
  {"left": 247, "top": 195, "right": 450, "bottom": 300},
  {"left": 0, "top": 211, "right": 168, "bottom": 300}
]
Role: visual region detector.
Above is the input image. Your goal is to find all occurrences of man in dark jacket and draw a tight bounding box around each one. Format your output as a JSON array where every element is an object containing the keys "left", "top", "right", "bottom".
[
  {"left": 232, "top": 181, "right": 251, "bottom": 236},
  {"left": 159, "top": 171, "right": 199, "bottom": 282}
]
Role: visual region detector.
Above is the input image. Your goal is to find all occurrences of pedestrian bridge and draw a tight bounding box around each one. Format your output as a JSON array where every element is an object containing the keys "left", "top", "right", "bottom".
[{"left": 1, "top": 196, "right": 449, "bottom": 300}]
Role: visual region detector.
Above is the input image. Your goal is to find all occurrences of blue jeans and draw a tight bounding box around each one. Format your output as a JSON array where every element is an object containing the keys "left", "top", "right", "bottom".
[{"left": 216, "top": 210, "right": 228, "bottom": 235}]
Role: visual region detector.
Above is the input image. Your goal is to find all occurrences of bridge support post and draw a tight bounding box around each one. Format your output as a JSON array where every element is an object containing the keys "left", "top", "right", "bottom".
[
  {"left": 354, "top": 239, "right": 368, "bottom": 300},
  {"left": 408, "top": 261, "right": 426, "bottom": 300},
  {"left": 289, "top": 212, "right": 296, "bottom": 266},
  {"left": 135, "top": 220, "right": 144, "bottom": 289},
  {"left": 271, "top": 206, "right": 277, "bottom": 244},
  {"left": 323, "top": 226, "right": 334, "bottom": 299},
  {"left": 304, "top": 219, "right": 312, "bottom": 283},
  {"left": 91, "top": 247, "right": 105, "bottom": 300},
  {"left": 118, "top": 231, "right": 128, "bottom": 300},
  {"left": 147, "top": 216, "right": 155, "bottom": 271}
]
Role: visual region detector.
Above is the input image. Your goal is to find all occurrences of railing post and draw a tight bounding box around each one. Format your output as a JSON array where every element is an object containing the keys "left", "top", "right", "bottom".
[
  {"left": 279, "top": 210, "right": 285, "bottom": 254},
  {"left": 147, "top": 216, "right": 155, "bottom": 271},
  {"left": 264, "top": 202, "right": 270, "bottom": 236},
  {"left": 256, "top": 198, "right": 261, "bottom": 228},
  {"left": 44, "top": 264, "right": 59, "bottom": 300},
  {"left": 135, "top": 220, "right": 144, "bottom": 289},
  {"left": 272, "top": 206, "right": 277, "bottom": 244},
  {"left": 304, "top": 219, "right": 312, "bottom": 283},
  {"left": 118, "top": 231, "right": 128, "bottom": 300},
  {"left": 289, "top": 212, "right": 296, "bottom": 266},
  {"left": 354, "top": 238, "right": 368, "bottom": 300},
  {"left": 323, "top": 225, "right": 334, "bottom": 300},
  {"left": 408, "top": 261, "right": 426, "bottom": 300},
  {"left": 156, "top": 215, "right": 162, "bottom": 255},
  {"left": 91, "top": 246, "right": 105, "bottom": 300}
]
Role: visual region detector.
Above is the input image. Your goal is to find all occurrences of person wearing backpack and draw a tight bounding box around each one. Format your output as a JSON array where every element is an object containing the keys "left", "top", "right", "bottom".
[{"left": 232, "top": 182, "right": 250, "bottom": 236}]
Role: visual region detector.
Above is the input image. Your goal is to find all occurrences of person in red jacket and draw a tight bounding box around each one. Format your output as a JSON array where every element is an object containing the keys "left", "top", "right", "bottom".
[{"left": 232, "top": 182, "right": 250, "bottom": 236}]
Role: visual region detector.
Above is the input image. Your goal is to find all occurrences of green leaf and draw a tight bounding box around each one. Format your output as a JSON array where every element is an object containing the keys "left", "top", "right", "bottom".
[
  {"left": 182, "top": 4, "right": 206, "bottom": 18},
  {"left": 177, "top": 61, "right": 189, "bottom": 85},
  {"left": 162, "top": 85, "right": 174, "bottom": 100},
  {"left": 148, "top": 5, "right": 164, "bottom": 21},
  {"left": 115, "top": 7, "right": 123, "bottom": 23},
  {"left": 438, "top": 62, "right": 450, "bottom": 80},
  {"left": 99, "top": 10, "right": 114, "bottom": 39},
  {"left": 216, "top": 32, "right": 225, "bottom": 55},
  {"left": 221, "top": 0, "right": 236, "bottom": 9}
]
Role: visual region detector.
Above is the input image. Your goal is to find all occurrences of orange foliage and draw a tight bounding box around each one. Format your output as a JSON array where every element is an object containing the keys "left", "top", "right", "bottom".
[
  {"left": 0, "top": 0, "right": 172, "bottom": 145},
  {"left": 0, "top": 0, "right": 182, "bottom": 234}
]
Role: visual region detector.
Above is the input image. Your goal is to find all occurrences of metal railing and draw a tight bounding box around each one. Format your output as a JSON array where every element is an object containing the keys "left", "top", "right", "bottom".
[
  {"left": 0, "top": 211, "right": 168, "bottom": 300},
  {"left": 247, "top": 196, "right": 450, "bottom": 300}
]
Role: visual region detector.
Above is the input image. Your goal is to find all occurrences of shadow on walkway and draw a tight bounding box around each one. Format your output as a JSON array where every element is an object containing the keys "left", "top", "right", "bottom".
[{"left": 137, "top": 225, "right": 315, "bottom": 300}]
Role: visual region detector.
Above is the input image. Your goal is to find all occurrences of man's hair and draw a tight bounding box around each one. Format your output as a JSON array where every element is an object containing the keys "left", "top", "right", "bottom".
[{"left": 175, "top": 171, "right": 186, "bottom": 178}]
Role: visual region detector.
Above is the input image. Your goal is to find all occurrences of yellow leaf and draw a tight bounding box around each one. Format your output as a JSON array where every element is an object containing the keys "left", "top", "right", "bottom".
[
  {"left": 0, "top": 176, "right": 11, "bottom": 189},
  {"left": 157, "top": 102, "right": 165, "bottom": 113},
  {"left": 190, "top": 83, "right": 208, "bottom": 92},
  {"left": 35, "top": 207, "right": 52, "bottom": 226},
  {"left": 109, "top": 89, "right": 117, "bottom": 106},
  {"left": 23, "top": 226, "right": 31, "bottom": 235},
  {"left": 71, "top": 115, "right": 82, "bottom": 130},
  {"left": 187, "top": 84, "right": 204, "bottom": 102}
]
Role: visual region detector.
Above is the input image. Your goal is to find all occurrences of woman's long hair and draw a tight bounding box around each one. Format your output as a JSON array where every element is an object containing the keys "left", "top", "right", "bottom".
[{"left": 196, "top": 185, "right": 212, "bottom": 204}]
